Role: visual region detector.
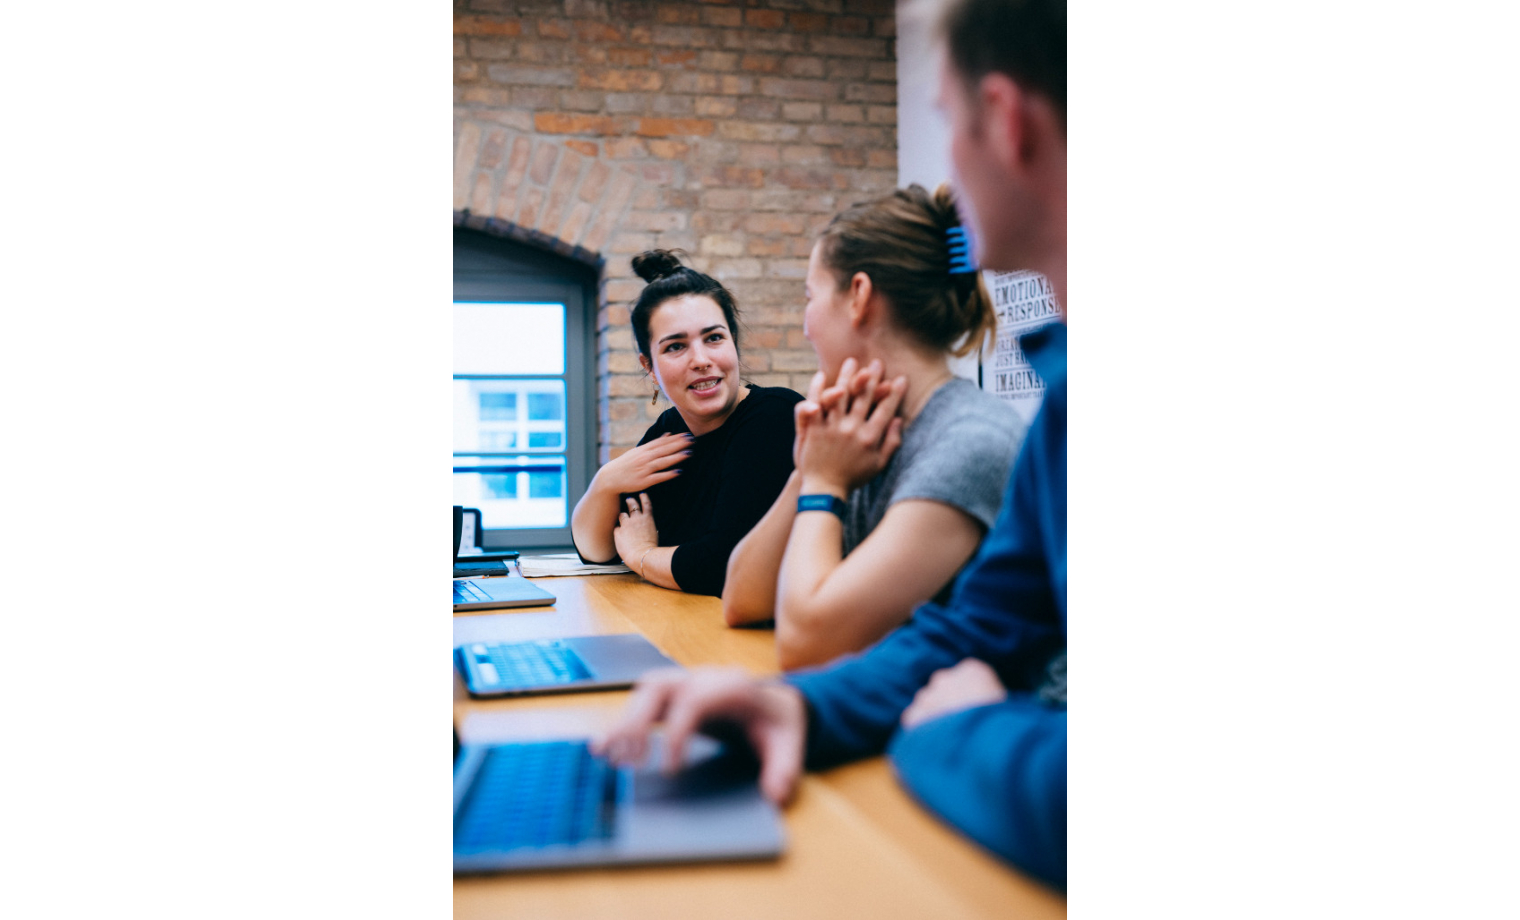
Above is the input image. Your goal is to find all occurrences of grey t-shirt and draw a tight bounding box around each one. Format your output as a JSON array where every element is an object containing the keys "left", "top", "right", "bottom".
[{"left": 842, "top": 377, "right": 1024, "bottom": 599}]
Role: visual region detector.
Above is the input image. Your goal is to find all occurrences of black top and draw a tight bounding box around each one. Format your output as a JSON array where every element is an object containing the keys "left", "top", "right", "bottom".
[{"left": 626, "top": 385, "right": 802, "bottom": 596}]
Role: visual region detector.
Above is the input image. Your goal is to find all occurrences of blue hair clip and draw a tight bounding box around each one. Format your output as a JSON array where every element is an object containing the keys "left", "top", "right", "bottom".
[{"left": 946, "top": 225, "right": 977, "bottom": 275}]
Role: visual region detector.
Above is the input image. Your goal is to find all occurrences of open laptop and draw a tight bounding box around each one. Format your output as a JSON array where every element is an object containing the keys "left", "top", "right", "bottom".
[
  {"left": 453, "top": 506, "right": 556, "bottom": 611},
  {"left": 455, "top": 635, "right": 677, "bottom": 698},
  {"left": 453, "top": 728, "right": 785, "bottom": 873}
]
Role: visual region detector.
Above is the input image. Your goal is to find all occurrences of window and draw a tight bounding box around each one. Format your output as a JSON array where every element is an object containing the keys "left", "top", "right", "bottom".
[{"left": 454, "top": 229, "right": 596, "bottom": 549}]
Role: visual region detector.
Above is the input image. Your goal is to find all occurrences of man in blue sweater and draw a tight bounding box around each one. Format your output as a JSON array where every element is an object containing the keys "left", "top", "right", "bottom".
[{"left": 595, "top": 0, "right": 1069, "bottom": 889}]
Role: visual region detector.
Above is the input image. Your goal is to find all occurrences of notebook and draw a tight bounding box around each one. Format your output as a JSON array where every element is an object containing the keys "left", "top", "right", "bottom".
[
  {"left": 453, "top": 728, "right": 785, "bottom": 873},
  {"left": 454, "top": 635, "right": 676, "bottom": 698}
]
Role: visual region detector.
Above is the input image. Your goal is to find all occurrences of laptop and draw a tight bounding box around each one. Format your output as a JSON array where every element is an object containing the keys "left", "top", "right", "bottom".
[
  {"left": 455, "top": 634, "right": 677, "bottom": 698},
  {"left": 453, "top": 728, "right": 785, "bottom": 873},
  {"left": 452, "top": 506, "right": 556, "bottom": 611}
]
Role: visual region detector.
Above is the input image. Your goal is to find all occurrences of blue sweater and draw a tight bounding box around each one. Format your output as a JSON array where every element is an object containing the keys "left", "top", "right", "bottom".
[{"left": 785, "top": 322, "right": 1068, "bottom": 889}]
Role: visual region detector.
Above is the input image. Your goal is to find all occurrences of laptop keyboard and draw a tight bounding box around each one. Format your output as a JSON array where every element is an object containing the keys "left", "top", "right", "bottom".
[
  {"left": 455, "top": 741, "right": 618, "bottom": 852},
  {"left": 464, "top": 640, "right": 594, "bottom": 689}
]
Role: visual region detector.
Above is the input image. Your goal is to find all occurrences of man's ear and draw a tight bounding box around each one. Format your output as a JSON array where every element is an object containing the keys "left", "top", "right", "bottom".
[
  {"left": 847, "top": 271, "right": 874, "bottom": 329},
  {"left": 979, "top": 72, "right": 1025, "bottom": 171}
]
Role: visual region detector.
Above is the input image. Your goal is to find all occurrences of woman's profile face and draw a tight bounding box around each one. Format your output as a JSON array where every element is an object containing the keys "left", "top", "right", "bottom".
[
  {"left": 642, "top": 294, "right": 742, "bottom": 436},
  {"left": 803, "top": 241, "right": 854, "bottom": 382}
]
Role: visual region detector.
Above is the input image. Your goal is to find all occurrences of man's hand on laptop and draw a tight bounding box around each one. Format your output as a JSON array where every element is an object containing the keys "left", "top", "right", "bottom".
[{"left": 593, "top": 667, "right": 807, "bottom": 806}]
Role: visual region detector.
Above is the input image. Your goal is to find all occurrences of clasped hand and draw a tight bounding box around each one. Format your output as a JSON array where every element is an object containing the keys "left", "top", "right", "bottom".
[{"left": 793, "top": 357, "right": 908, "bottom": 494}]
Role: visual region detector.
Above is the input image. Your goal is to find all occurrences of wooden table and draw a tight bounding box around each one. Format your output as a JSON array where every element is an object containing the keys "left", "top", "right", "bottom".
[{"left": 453, "top": 573, "right": 1065, "bottom": 920}]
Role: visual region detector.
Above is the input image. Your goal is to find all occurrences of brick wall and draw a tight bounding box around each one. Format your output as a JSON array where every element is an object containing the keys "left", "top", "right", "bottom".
[{"left": 454, "top": 0, "right": 897, "bottom": 461}]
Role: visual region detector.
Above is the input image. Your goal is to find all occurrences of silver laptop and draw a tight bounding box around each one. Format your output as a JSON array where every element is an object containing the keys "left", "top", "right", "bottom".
[
  {"left": 453, "top": 575, "right": 556, "bottom": 611},
  {"left": 455, "top": 634, "right": 676, "bottom": 698},
  {"left": 453, "top": 729, "right": 785, "bottom": 873}
]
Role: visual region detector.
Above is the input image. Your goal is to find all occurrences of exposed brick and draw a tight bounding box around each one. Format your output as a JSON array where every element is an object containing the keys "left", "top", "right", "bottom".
[
  {"left": 720, "top": 75, "right": 756, "bottom": 95},
  {"left": 867, "top": 105, "right": 896, "bottom": 124},
  {"left": 573, "top": 45, "right": 609, "bottom": 65},
  {"left": 529, "top": 141, "right": 559, "bottom": 184},
  {"left": 647, "top": 139, "right": 691, "bottom": 159},
  {"left": 720, "top": 30, "right": 806, "bottom": 53},
  {"left": 604, "top": 136, "right": 648, "bottom": 158},
  {"left": 651, "top": 25, "right": 718, "bottom": 48},
  {"left": 605, "top": 278, "right": 644, "bottom": 302},
  {"left": 826, "top": 104, "right": 865, "bottom": 123},
  {"left": 789, "top": 12, "right": 828, "bottom": 32},
  {"left": 743, "top": 353, "right": 772, "bottom": 372},
  {"left": 829, "top": 147, "right": 866, "bottom": 167},
  {"left": 787, "top": 328, "right": 811, "bottom": 349},
  {"left": 558, "top": 89, "right": 604, "bottom": 112},
  {"left": 782, "top": 144, "right": 828, "bottom": 166},
  {"left": 867, "top": 61, "right": 896, "bottom": 82},
  {"left": 742, "top": 53, "right": 781, "bottom": 73},
  {"left": 578, "top": 69, "right": 663, "bottom": 91},
  {"left": 746, "top": 238, "right": 787, "bottom": 257},
  {"left": 737, "top": 143, "right": 780, "bottom": 166},
  {"left": 635, "top": 162, "right": 677, "bottom": 186},
  {"left": 667, "top": 72, "right": 719, "bottom": 94},
  {"left": 716, "top": 121, "right": 801, "bottom": 143},
  {"left": 743, "top": 213, "right": 806, "bottom": 235},
  {"left": 476, "top": 109, "right": 533, "bottom": 131},
  {"left": 516, "top": 42, "right": 568, "bottom": 64},
  {"left": 511, "top": 86, "right": 558, "bottom": 107},
  {"left": 771, "top": 349, "right": 819, "bottom": 372},
  {"left": 744, "top": 9, "right": 786, "bottom": 29},
  {"left": 783, "top": 55, "right": 826, "bottom": 78},
  {"left": 605, "top": 92, "right": 647, "bottom": 113},
  {"left": 783, "top": 102, "right": 823, "bottom": 122},
  {"left": 748, "top": 328, "right": 785, "bottom": 349},
  {"left": 559, "top": 200, "right": 595, "bottom": 245},
  {"left": 833, "top": 16, "right": 870, "bottom": 36},
  {"left": 694, "top": 165, "right": 765, "bottom": 187},
  {"left": 700, "top": 189, "right": 750, "bottom": 210},
  {"left": 518, "top": 186, "right": 545, "bottom": 228},
  {"left": 469, "top": 38, "right": 516, "bottom": 60},
  {"left": 575, "top": 20, "right": 626, "bottom": 42},
  {"left": 495, "top": 135, "right": 532, "bottom": 215},
  {"left": 537, "top": 18, "right": 570, "bottom": 39},
  {"left": 701, "top": 7, "right": 743, "bottom": 28},
  {"left": 845, "top": 82, "right": 896, "bottom": 103},
  {"left": 623, "top": 210, "right": 687, "bottom": 232},
  {"left": 656, "top": 4, "right": 701, "bottom": 25},
  {"left": 456, "top": 61, "right": 480, "bottom": 82},
  {"left": 469, "top": 170, "right": 495, "bottom": 215},
  {"left": 535, "top": 112, "right": 620, "bottom": 135},
  {"left": 807, "top": 124, "right": 890, "bottom": 146},
  {"left": 730, "top": 99, "right": 777, "bottom": 121},
  {"left": 828, "top": 58, "right": 869, "bottom": 80},
  {"left": 757, "top": 77, "right": 839, "bottom": 101},
  {"left": 582, "top": 168, "right": 639, "bottom": 253},
  {"left": 477, "top": 128, "right": 507, "bottom": 168},
  {"left": 578, "top": 159, "right": 610, "bottom": 202},
  {"left": 636, "top": 117, "right": 716, "bottom": 137},
  {"left": 657, "top": 49, "right": 699, "bottom": 66},
  {"left": 809, "top": 35, "right": 886, "bottom": 58},
  {"left": 485, "top": 64, "right": 575, "bottom": 86},
  {"left": 651, "top": 94, "right": 695, "bottom": 115},
  {"left": 453, "top": 122, "right": 482, "bottom": 210},
  {"left": 699, "top": 234, "right": 745, "bottom": 256},
  {"left": 775, "top": 167, "right": 848, "bottom": 190},
  {"left": 694, "top": 95, "right": 737, "bottom": 117},
  {"left": 608, "top": 231, "right": 657, "bottom": 254},
  {"left": 712, "top": 258, "right": 763, "bottom": 280},
  {"left": 697, "top": 51, "right": 739, "bottom": 71},
  {"left": 539, "top": 148, "right": 584, "bottom": 230},
  {"left": 873, "top": 15, "right": 896, "bottom": 38},
  {"left": 564, "top": 138, "right": 599, "bottom": 157},
  {"left": 692, "top": 212, "right": 743, "bottom": 232},
  {"left": 867, "top": 149, "right": 896, "bottom": 169},
  {"left": 608, "top": 47, "right": 653, "bottom": 66}
]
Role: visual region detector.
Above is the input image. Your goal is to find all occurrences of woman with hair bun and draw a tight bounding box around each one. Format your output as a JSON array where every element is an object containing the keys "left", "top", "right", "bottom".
[
  {"left": 723, "top": 184, "right": 1023, "bottom": 670},
  {"left": 570, "top": 250, "right": 802, "bottom": 596}
]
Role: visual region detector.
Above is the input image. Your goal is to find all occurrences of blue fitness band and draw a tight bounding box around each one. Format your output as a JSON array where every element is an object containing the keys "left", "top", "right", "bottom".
[{"left": 797, "top": 494, "right": 847, "bottom": 519}]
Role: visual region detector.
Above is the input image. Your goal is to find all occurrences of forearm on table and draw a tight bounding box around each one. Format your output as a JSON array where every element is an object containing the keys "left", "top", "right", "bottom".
[
  {"left": 721, "top": 472, "right": 802, "bottom": 626},
  {"left": 773, "top": 498, "right": 852, "bottom": 669},
  {"left": 570, "top": 476, "right": 622, "bottom": 563},
  {"left": 629, "top": 545, "right": 679, "bottom": 590}
]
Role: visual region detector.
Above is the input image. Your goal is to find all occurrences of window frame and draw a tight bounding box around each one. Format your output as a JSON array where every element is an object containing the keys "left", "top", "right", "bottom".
[{"left": 454, "top": 229, "right": 597, "bottom": 551}]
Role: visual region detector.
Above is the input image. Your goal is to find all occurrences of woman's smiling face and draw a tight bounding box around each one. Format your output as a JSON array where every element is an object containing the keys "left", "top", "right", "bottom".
[{"left": 642, "top": 294, "right": 743, "bottom": 436}]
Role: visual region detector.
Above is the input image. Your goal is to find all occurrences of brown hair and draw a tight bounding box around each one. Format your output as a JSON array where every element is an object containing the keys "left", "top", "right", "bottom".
[{"left": 814, "top": 183, "right": 995, "bottom": 357}]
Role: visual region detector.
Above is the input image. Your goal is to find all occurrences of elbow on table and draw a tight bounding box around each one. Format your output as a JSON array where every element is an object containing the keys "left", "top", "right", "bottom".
[
  {"left": 774, "top": 610, "right": 838, "bottom": 672},
  {"left": 721, "top": 587, "right": 768, "bottom": 628}
]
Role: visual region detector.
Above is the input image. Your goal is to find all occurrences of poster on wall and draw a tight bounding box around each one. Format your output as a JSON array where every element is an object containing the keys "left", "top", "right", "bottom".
[{"left": 982, "top": 269, "right": 1063, "bottom": 429}]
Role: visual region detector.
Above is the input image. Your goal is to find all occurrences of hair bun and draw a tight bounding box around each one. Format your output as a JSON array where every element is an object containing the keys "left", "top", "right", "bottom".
[{"left": 631, "top": 249, "right": 686, "bottom": 283}]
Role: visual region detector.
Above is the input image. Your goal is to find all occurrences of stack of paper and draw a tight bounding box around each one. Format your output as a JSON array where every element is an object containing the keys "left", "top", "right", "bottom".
[{"left": 517, "top": 553, "right": 631, "bottom": 578}]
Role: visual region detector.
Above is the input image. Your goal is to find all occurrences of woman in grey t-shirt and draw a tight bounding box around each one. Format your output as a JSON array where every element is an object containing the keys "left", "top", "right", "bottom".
[{"left": 724, "top": 185, "right": 1024, "bottom": 670}]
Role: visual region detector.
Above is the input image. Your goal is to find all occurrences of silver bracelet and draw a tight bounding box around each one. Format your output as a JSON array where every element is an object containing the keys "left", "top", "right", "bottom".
[{"left": 636, "top": 547, "right": 654, "bottom": 579}]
